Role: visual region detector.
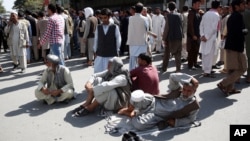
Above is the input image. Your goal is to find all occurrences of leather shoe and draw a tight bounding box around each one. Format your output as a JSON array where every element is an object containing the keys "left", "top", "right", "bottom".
[{"left": 194, "top": 64, "right": 202, "bottom": 68}]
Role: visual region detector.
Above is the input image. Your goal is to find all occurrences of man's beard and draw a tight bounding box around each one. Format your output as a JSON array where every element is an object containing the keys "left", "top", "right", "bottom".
[{"left": 180, "top": 93, "right": 194, "bottom": 101}]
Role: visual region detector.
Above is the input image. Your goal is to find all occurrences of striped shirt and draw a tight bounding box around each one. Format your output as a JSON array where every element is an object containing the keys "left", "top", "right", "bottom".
[{"left": 40, "top": 13, "right": 64, "bottom": 45}]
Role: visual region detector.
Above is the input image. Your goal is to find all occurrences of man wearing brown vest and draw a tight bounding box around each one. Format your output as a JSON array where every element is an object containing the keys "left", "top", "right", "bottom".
[{"left": 118, "top": 73, "right": 200, "bottom": 130}]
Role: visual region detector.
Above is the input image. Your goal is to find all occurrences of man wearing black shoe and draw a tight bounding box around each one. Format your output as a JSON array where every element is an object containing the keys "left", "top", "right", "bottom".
[
  {"left": 217, "top": 0, "right": 247, "bottom": 95},
  {"left": 187, "top": 0, "right": 202, "bottom": 70},
  {"left": 6, "top": 11, "right": 29, "bottom": 73}
]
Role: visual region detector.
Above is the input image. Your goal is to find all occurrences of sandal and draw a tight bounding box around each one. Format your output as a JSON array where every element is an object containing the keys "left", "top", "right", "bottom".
[
  {"left": 72, "top": 105, "right": 84, "bottom": 114},
  {"left": 227, "top": 89, "right": 241, "bottom": 95},
  {"left": 75, "top": 107, "right": 90, "bottom": 117},
  {"left": 203, "top": 73, "right": 216, "bottom": 78},
  {"left": 217, "top": 83, "right": 227, "bottom": 95}
]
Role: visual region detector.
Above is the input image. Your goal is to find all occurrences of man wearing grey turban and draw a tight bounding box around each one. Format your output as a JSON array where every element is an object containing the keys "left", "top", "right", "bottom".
[
  {"left": 72, "top": 57, "right": 132, "bottom": 117},
  {"left": 35, "top": 54, "right": 74, "bottom": 105}
]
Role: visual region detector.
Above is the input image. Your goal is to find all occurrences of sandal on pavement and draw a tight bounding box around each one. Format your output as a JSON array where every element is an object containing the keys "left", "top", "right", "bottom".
[
  {"left": 227, "top": 89, "right": 241, "bottom": 95},
  {"left": 75, "top": 107, "right": 90, "bottom": 117},
  {"left": 203, "top": 73, "right": 216, "bottom": 78},
  {"left": 217, "top": 83, "right": 227, "bottom": 95},
  {"left": 72, "top": 105, "right": 84, "bottom": 114}
]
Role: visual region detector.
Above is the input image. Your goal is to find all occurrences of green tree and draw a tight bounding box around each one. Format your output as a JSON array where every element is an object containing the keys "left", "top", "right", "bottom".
[
  {"left": 13, "top": 0, "right": 43, "bottom": 12},
  {"left": 0, "top": 0, "right": 6, "bottom": 13}
]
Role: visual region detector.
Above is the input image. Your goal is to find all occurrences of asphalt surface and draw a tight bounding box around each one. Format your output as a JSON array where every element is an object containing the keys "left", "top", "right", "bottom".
[{"left": 1, "top": 49, "right": 250, "bottom": 141}]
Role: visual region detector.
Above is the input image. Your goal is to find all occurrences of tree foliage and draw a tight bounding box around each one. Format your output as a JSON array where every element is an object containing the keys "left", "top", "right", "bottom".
[
  {"left": 13, "top": 0, "right": 43, "bottom": 12},
  {"left": 0, "top": 0, "right": 6, "bottom": 13}
]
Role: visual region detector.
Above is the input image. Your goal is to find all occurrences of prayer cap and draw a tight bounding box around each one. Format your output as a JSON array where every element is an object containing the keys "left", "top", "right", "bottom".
[
  {"left": 10, "top": 10, "right": 18, "bottom": 15},
  {"left": 131, "top": 90, "right": 145, "bottom": 102},
  {"left": 46, "top": 54, "right": 60, "bottom": 64}
]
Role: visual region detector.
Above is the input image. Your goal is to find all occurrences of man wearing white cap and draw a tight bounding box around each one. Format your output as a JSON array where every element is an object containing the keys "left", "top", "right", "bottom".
[
  {"left": 5, "top": 11, "right": 29, "bottom": 73},
  {"left": 83, "top": 7, "right": 98, "bottom": 66},
  {"left": 118, "top": 73, "right": 200, "bottom": 130}
]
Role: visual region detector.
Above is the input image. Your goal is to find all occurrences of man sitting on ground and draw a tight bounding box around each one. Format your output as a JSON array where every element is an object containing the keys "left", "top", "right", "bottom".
[
  {"left": 130, "top": 53, "right": 159, "bottom": 95},
  {"left": 72, "top": 57, "right": 132, "bottom": 117},
  {"left": 118, "top": 73, "right": 200, "bottom": 130},
  {"left": 35, "top": 54, "right": 74, "bottom": 105}
]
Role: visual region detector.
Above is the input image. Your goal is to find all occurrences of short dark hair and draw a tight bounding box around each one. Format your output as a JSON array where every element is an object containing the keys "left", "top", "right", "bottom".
[
  {"left": 100, "top": 8, "right": 112, "bottom": 16},
  {"left": 182, "top": 5, "right": 189, "bottom": 12},
  {"left": 138, "top": 53, "right": 152, "bottom": 64},
  {"left": 18, "top": 10, "right": 25, "bottom": 18},
  {"left": 135, "top": 2, "right": 144, "bottom": 13},
  {"left": 211, "top": 0, "right": 221, "bottom": 9},
  {"left": 95, "top": 9, "right": 101, "bottom": 15},
  {"left": 48, "top": 4, "right": 57, "bottom": 13},
  {"left": 25, "top": 10, "right": 32, "bottom": 15},
  {"left": 56, "top": 5, "right": 64, "bottom": 14},
  {"left": 38, "top": 11, "right": 45, "bottom": 18},
  {"left": 192, "top": 0, "right": 201, "bottom": 4},
  {"left": 168, "top": 1, "right": 176, "bottom": 11}
]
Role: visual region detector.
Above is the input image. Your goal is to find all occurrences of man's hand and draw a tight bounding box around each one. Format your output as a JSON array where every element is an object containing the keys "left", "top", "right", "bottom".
[
  {"left": 41, "top": 87, "right": 50, "bottom": 95},
  {"left": 37, "top": 42, "right": 41, "bottom": 49},
  {"left": 50, "top": 89, "right": 62, "bottom": 97},
  {"left": 83, "top": 38, "right": 87, "bottom": 43},
  {"left": 200, "top": 36, "right": 207, "bottom": 42},
  {"left": 192, "top": 35, "right": 198, "bottom": 40},
  {"left": 167, "top": 118, "right": 176, "bottom": 127}
]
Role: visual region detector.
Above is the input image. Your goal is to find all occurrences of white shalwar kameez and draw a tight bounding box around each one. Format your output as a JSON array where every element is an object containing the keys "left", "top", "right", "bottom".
[
  {"left": 151, "top": 14, "right": 165, "bottom": 52},
  {"left": 129, "top": 45, "right": 147, "bottom": 70},
  {"left": 199, "top": 10, "right": 220, "bottom": 74},
  {"left": 10, "top": 23, "right": 27, "bottom": 69}
]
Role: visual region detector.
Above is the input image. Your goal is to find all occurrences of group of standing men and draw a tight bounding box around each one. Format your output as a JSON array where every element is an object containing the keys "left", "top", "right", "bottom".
[{"left": 4, "top": 4, "right": 74, "bottom": 73}]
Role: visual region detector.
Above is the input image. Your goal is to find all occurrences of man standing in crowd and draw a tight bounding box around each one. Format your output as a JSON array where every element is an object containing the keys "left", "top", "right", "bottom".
[
  {"left": 217, "top": 0, "right": 248, "bottom": 95},
  {"left": 38, "top": 4, "right": 65, "bottom": 66},
  {"left": 78, "top": 10, "right": 86, "bottom": 57},
  {"left": 25, "top": 10, "right": 38, "bottom": 62},
  {"left": 6, "top": 11, "right": 29, "bottom": 73},
  {"left": 162, "top": 1, "right": 183, "bottom": 73},
  {"left": 151, "top": 7, "right": 165, "bottom": 53},
  {"left": 181, "top": 6, "right": 189, "bottom": 63},
  {"left": 127, "top": 2, "right": 149, "bottom": 71},
  {"left": 93, "top": 8, "right": 121, "bottom": 73},
  {"left": 18, "top": 10, "right": 32, "bottom": 64},
  {"left": 119, "top": 10, "right": 130, "bottom": 56},
  {"left": 199, "top": 0, "right": 221, "bottom": 78},
  {"left": 83, "top": 7, "right": 98, "bottom": 66},
  {"left": 187, "top": 0, "right": 202, "bottom": 70},
  {"left": 0, "top": 16, "right": 8, "bottom": 53},
  {"left": 243, "top": 0, "right": 250, "bottom": 83},
  {"left": 37, "top": 11, "right": 50, "bottom": 63}
]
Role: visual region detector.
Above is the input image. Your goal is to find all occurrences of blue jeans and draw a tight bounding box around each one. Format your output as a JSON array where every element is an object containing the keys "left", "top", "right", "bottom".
[{"left": 50, "top": 43, "right": 65, "bottom": 66}]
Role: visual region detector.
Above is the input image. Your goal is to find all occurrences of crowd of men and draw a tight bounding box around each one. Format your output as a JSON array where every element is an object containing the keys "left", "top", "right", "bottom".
[{"left": 0, "top": 0, "right": 250, "bottom": 134}]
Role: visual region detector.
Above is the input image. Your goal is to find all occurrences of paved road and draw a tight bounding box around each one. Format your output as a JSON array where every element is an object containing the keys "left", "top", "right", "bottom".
[{"left": 1, "top": 50, "right": 250, "bottom": 141}]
